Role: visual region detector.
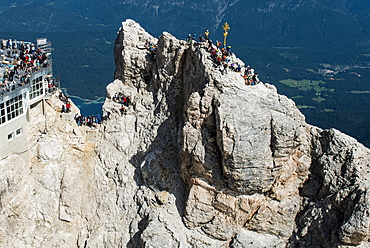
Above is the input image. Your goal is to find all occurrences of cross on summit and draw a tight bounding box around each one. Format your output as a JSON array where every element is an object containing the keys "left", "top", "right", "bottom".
[{"left": 222, "top": 22, "right": 230, "bottom": 47}]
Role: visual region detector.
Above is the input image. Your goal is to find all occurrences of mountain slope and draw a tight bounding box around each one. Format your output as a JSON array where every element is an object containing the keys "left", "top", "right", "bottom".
[{"left": 0, "top": 0, "right": 369, "bottom": 47}]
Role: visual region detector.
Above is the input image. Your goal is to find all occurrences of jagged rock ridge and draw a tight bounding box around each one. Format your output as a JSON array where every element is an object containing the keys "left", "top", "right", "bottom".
[{"left": 0, "top": 19, "right": 369, "bottom": 248}]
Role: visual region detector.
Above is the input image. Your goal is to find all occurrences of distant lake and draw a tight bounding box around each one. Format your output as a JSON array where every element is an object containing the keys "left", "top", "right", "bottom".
[{"left": 69, "top": 95, "right": 104, "bottom": 116}]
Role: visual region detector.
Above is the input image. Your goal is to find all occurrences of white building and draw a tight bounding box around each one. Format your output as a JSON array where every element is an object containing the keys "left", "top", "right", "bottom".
[{"left": 0, "top": 38, "right": 57, "bottom": 162}]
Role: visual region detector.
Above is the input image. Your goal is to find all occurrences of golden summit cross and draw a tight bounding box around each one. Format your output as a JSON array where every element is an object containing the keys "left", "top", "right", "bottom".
[{"left": 222, "top": 22, "right": 230, "bottom": 47}]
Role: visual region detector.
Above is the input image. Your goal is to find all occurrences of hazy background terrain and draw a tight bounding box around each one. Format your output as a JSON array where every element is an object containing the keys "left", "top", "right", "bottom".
[{"left": 0, "top": 0, "right": 369, "bottom": 146}]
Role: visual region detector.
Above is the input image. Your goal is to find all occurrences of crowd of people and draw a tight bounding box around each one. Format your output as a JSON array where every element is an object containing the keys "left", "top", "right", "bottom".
[
  {"left": 112, "top": 92, "right": 133, "bottom": 115},
  {"left": 58, "top": 91, "right": 110, "bottom": 128},
  {"left": 140, "top": 29, "right": 260, "bottom": 86},
  {"left": 207, "top": 41, "right": 240, "bottom": 74},
  {"left": 243, "top": 66, "right": 260, "bottom": 85},
  {"left": 74, "top": 114, "right": 102, "bottom": 127},
  {"left": 70, "top": 91, "right": 130, "bottom": 126},
  {"left": 112, "top": 92, "right": 132, "bottom": 106},
  {"left": 0, "top": 39, "right": 51, "bottom": 94},
  {"left": 185, "top": 30, "right": 260, "bottom": 85}
]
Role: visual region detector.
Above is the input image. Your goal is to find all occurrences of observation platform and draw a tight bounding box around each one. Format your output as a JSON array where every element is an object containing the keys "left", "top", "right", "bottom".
[{"left": 0, "top": 38, "right": 59, "bottom": 162}]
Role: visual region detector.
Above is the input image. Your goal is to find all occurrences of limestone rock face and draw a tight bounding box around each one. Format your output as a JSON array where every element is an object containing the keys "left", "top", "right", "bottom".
[{"left": 0, "top": 19, "right": 370, "bottom": 248}]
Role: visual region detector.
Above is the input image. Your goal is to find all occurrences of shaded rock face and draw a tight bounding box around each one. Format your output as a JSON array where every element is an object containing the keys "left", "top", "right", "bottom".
[
  {"left": 1, "top": 19, "right": 370, "bottom": 248},
  {"left": 289, "top": 129, "right": 370, "bottom": 247}
]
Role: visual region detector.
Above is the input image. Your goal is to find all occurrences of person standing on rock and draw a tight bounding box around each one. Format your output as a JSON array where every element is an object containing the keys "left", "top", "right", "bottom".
[
  {"left": 120, "top": 105, "right": 127, "bottom": 115},
  {"left": 216, "top": 56, "right": 222, "bottom": 66},
  {"left": 216, "top": 40, "right": 222, "bottom": 48},
  {"left": 187, "top": 34, "right": 192, "bottom": 43},
  {"left": 207, "top": 39, "right": 213, "bottom": 50},
  {"left": 66, "top": 101, "right": 71, "bottom": 113},
  {"left": 223, "top": 62, "right": 228, "bottom": 74},
  {"left": 204, "top": 30, "right": 209, "bottom": 40}
]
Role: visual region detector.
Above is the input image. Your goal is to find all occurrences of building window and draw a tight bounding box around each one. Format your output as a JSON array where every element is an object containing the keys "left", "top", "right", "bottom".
[
  {"left": 0, "top": 103, "right": 5, "bottom": 124},
  {"left": 7, "top": 132, "right": 14, "bottom": 140},
  {"left": 5, "top": 95, "right": 23, "bottom": 122},
  {"left": 16, "top": 128, "right": 22, "bottom": 136},
  {"left": 30, "top": 76, "right": 44, "bottom": 99}
]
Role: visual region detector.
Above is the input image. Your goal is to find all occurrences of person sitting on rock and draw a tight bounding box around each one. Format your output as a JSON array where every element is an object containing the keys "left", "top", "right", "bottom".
[
  {"left": 226, "top": 46, "right": 232, "bottom": 55},
  {"left": 75, "top": 114, "right": 82, "bottom": 126},
  {"left": 127, "top": 96, "right": 132, "bottom": 106},
  {"left": 236, "top": 64, "right": 242, "bottom": 72},
  {"left": 120, "top": 105, "right": 127, "bottom": 115},
  {"left": 252, "top": 73, "right": 260, "bottom": 85},
  {"left": 245, "top": 76, "right": 252, "bottom": 85},
  {"left": 96, "top": 114, "right": 102, "bottom": 124},
  {"left": 149, "top": 45, "right": 157, "bottom": 60},
  {"left": 229, "top": 63, "right": 235, "bottom": 71},
  {"left": 211, "top": 49, "right": 217, "bottom": 58},
  {"left": 59, "top": 92, "right": 64, "bottom": 101}
]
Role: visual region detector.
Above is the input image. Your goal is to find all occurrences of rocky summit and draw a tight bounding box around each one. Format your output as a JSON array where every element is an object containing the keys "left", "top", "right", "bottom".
[{"left": 1, "top": 19, "right": 370, "bottom": 248}]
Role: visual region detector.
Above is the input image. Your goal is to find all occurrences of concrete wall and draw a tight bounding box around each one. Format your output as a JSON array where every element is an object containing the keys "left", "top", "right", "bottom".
[{"left": 0, "top": 114, "right": 28, "bottom": 162}]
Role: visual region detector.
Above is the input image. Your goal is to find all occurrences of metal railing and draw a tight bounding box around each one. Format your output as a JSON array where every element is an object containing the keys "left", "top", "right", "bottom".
[{"left": 0, "top": 83, "right": 30, "bottom": 100}]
